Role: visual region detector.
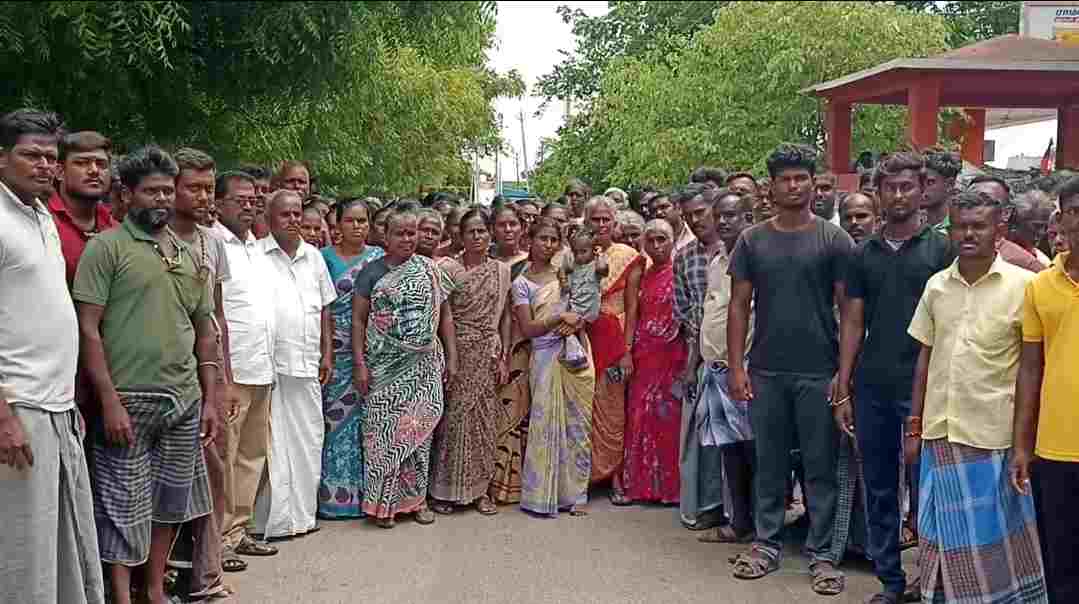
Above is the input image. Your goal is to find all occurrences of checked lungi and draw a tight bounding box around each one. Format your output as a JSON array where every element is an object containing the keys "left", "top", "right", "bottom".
[
  {"left": 91, "top": 390, "right": 211, "bottom": 565},
  {"left": 918, "top": 439, "right": 1047, "bottom": 604}
]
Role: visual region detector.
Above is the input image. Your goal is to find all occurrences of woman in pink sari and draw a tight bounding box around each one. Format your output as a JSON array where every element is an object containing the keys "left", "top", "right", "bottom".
[{"left": 621, "top": 220, "right": 685, "bottom": 504}]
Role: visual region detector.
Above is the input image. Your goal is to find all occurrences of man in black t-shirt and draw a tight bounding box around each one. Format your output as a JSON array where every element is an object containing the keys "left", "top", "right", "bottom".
[
  {"left": 836, "top": 152, "right": 954, "bottom": 604},
  {"left": 727, "top": 144, "right": 853, "bottom": 595}
]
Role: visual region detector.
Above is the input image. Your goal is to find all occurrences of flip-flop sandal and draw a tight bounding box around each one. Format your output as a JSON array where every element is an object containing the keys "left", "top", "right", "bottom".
[
  {"left": 609, "top": 491, "right": 632, "bottom": 506},
  {"left": 568, "top": 506, "right": 589, "bottom": 517},
  {"left": 698, "top": 526, "right": 753, "bottom": 544},
  {"left": 414, "top": 508, "right": 436, "bottom": 525},
  {"left": 235, "top": 538, "right": 278, "bottom": 557},
  {"left": 809, "top": 561, "right": 846, "bottom": 596},
  {"left": 731, "top": 551, "right": 780, "bottom": 580},
  {"left": 222, "top": 556, "right": 247, "bottom": 573},
  {"left": 431, "top": 501, "right": 455, "bottom": 515},
  {"left": 475, "top": 496, "right": 499, "bottom": 516},
  {"left": 900, "top": 524, "right": 918, "bottom": 551},
  {"left": 375, "top": 517, "right": 395, "bottom": 529}
]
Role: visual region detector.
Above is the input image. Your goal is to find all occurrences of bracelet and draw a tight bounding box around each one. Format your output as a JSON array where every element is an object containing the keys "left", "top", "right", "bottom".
[
  {"left": 904, "top": 430, "right": 922, "bottom": 438},
  {"left": 828, "top": 394, "right": 852, "bottom": 408},
  {"left": 198, "top": 361, "right": 220, "bottom": 370}
]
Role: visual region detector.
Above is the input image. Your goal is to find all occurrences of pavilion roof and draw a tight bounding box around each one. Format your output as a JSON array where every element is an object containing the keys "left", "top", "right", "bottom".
[{"left": 803, "top": 35, "right": 1079, "bottom": 108}]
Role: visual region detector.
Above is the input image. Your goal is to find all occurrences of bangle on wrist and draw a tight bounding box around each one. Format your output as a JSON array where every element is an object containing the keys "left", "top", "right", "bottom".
[
  {"left": 904, "top": 430, "right": 922, "bottom": 438},
  {"left": 198, "top": 361, "right": 220, "bottom": 371},
  {"left": 829, "top": 394, "right": 852, "bottom": 408}
]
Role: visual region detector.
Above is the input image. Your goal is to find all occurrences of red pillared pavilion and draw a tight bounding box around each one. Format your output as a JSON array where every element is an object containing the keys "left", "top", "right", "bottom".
[{"left": 804, "top": 35, "right": 1079, "bottom": 185}]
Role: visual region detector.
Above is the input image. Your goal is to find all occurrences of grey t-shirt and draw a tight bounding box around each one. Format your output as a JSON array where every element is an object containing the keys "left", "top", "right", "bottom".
[{"left": 728, "top": 216, "right": 853, "bottom": 375}]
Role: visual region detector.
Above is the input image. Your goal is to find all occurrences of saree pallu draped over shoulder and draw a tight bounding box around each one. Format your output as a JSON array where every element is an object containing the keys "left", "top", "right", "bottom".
[
  {"left": 361, "top": 255, "right": 447, "bottom": 519},
  {"left": 519, "top": 275, "right": 595, "bottom": 516},
  {"left": 430, "top": 258, "right": 511, "bottom": 504},
  {"left": 318, "top": 245, "right": 383, "bottom": 519},
  {"left": 489, "top": 255, "right": 532, "bottom": 503},
  {"left": 587, "top": 243, "right": 643, "bottom": 485}
]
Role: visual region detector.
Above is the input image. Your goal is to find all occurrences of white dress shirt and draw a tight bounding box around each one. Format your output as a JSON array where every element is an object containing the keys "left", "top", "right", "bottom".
[
  {"left": 261, "top": 237, "right": 335, "bottom": 379},
  {"left": 210, "top": 223, "right": 276, "bottom": 385},
  {"left": 0, "top": 182, "right": 78, "bottom": 412}
]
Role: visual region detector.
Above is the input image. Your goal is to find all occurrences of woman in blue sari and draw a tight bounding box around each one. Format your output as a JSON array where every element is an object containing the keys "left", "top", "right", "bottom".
[{"left": 317, "top": 199, "right": 383, "bottom": 518}]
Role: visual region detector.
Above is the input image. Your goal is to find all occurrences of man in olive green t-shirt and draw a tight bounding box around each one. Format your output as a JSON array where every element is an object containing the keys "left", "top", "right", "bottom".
[{"left": 73, "top": 145, "right": 220, "bottom": 604}]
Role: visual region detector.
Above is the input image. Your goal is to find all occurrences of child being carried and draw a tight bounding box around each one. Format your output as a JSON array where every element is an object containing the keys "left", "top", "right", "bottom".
[{"left": 558, "top": 228, "right": 608, "bottom": 371}]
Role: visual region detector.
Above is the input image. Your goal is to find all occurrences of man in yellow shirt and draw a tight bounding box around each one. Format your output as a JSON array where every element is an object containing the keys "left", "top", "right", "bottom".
[
  {"left": 1011, "top": 175, "right": 1079, "bottom": 604},
  {"left": 906, "top": 190, "right": 1047, "bottom": 604}
]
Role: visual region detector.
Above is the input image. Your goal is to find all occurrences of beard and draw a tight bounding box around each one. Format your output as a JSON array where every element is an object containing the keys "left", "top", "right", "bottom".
[
  {"left": 128, "top": 206, "right": 173, "bottom": 232},
  {"left": 66, "top": 188, "right": 105, "bottom": 206}
]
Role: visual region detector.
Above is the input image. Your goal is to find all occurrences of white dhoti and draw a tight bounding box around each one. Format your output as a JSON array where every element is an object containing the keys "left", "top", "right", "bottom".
[
  {"left": 1, "top": 407, "right": 105, "bottom": 604},
  {"left": 254, "top": 375, "right": 324, "bottom": 538}
]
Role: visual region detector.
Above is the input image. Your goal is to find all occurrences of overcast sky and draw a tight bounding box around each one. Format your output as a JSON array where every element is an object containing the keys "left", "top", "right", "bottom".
[
  {"left": 486, "top": 1, "right": 608, "bottom": 179},
  {"left": 484, "top": 1, "right": 1056, "bottom": 178}
]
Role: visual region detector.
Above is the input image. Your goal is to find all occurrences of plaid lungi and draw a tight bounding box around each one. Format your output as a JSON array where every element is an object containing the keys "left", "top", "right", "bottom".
[
  {"left": 918, "top": 439, "right": 1047, "bottom": 604},
  {"left": 91, "top": 390, "right": 211, "bottom": 565}
]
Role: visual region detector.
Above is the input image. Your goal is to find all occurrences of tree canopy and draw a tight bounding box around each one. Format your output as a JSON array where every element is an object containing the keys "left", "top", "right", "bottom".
[
  {"left": 531, "top": 1, "right": 951, "bottom": 198},
  {"left": 0, "top": 1, "right": 523, "bottom": 194}
]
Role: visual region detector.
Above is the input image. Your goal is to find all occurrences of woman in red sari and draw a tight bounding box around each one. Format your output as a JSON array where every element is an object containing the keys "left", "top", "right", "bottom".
[
  {"left": 582, "top": 196, "right": 644, "bottom": 503},
  {"left": 621, "top": 220, "right": 685, "bottom": 504}
]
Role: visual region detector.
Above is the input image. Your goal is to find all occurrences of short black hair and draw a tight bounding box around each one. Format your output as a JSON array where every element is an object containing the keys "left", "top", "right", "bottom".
[
  {"left": 674, "top": 182, "right": 710, "bottom": 206},
  {"left": 712, "top": 187, "right": 751, "bottom": 213},
  {"left": 0, "top": 109, "right": 64, "bottom": 149},
  {"left": 541, "top": 201, "right": 567, "bottom": 217},
  {"left": 1056, "top": 175, "right": 1079, "bottom": 207},
  {"left": 873, "top": 151, "right": 926, "bottom": 189},
  {"left": 690, "top": 166, "right": 727, "bottom": 185},
  {"left": 59, "top": 131, "right": 110, "bottom": 161},
  {"left": 117, "top": 145, "right": 178, "bottom": 190},
  {"left": 968, "top": 174, "right": 1012, "bottom": 200},
  {"left": 173, "top": 147, "right": 215, "bottom": 173},
  {"left": 766, "top": 143, "right": 817, "bottom": 179},
  {"left": 563, "top": 178, "right": 591, "bottom": 196},
  {"left": 238, "top": 164, "right": 271, "bottom": 181},
  {"left": 725, "top": 171, "right": 757, "bottom": 188},
  {"left": 951, "top": 189, "right": 1002, "bottom": 216},
  {"left": 215, "top": 170, "right": 256, "bottom": 200},
  {"left": 924, "top": 148, "right": 961, "bottom": 179}
]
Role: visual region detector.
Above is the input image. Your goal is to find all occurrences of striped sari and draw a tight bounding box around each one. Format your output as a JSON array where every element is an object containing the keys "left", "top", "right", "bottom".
[
  {"left": 918, "top": 439, "right": 1047, "bottom": 604},
  {"left": 360, "top": 255, "right": 448, "bottom": 519}
]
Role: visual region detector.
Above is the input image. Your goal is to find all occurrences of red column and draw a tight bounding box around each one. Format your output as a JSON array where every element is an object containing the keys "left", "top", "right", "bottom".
[
  {"left": 907, "top": 77, "right": 941, "bottom": 149},
  {"left": 825, "top": 100, "right": 852, "bottom": 174},
  {"left": 960, "top": 108, "right": 986, "bottom": 166},
  {"left": 1058, "top": 104, "right": 1079, "bottom": 170}
]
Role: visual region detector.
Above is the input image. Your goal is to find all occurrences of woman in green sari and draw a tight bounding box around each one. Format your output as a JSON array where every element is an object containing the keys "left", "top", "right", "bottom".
[{"left": 353, "top": 203, "right": 458, "bottom": 528}]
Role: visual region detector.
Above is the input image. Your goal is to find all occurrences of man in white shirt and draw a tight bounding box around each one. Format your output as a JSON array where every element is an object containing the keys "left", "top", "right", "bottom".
[
  {"left": 254, "top": 190, "right": 335, "bottom": 539},
  {"left": 210, "top": 171, "right": 280, "bottom": 561},
  {"left": 1, "top": 108, "right": 105, "bottom": 604}
]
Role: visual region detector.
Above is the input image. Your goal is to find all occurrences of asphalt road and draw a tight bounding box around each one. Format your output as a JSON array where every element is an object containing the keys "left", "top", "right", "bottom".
[{"left": 224, "top": 498, "right": 909, "bottom": 604}]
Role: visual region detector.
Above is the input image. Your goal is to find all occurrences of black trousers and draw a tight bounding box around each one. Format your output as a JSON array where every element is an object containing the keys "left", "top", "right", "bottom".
[{"left": 1032, "top": 457, "right": 1079, "bottom": 604}]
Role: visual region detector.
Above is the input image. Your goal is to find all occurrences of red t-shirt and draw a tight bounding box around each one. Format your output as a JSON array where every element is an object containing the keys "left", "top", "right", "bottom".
[{"left": 47, "top": 193, "right": 116, "bottom": 286}]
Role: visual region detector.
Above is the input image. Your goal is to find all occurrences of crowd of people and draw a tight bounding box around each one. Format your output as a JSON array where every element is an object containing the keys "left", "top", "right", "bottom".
[{"left": 1, "top": 105, "right": 1077, "bottom": 604}]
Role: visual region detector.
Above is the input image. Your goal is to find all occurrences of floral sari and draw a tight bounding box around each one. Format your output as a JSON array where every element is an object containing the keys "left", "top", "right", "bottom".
[
  {"left": 514, "top": 271, "right": 595, "bottom": 516},
  {"left": 587, "top": 243, "right": 643, "bottom": 484},
  {"left": 430, "top": 258, "right": 511, "bottom": 504},
  {"left": 361, "top": 255, "right": 447, "bottom": 519},
  {"left": 318, "top": 245, "right": 383, "bottom": 518},
  {"left": 489, "top": 254, "right": 531, "bottom": 503},
  {"left": 622, "top": 261, "right": 685, "bottom": 503}
]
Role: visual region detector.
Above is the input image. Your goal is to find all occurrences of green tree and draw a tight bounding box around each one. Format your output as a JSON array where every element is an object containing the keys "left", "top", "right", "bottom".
[
  {"left": 891, "top": 1, "right": 1020, "bottom": 47},
  {"left": 534, "top": 1, "right": 727, "bottom": 108},
  {"left": 531, "top": 1, "right": 948, "bottom": 198},
  {"left": 0, "top": 1, "right": 522, "bottom": 194}
]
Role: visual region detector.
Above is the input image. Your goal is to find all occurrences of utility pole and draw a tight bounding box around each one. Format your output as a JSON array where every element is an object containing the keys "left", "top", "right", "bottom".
[{"left": 517, "top": 102, "right": 530, "bottom": 179}]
